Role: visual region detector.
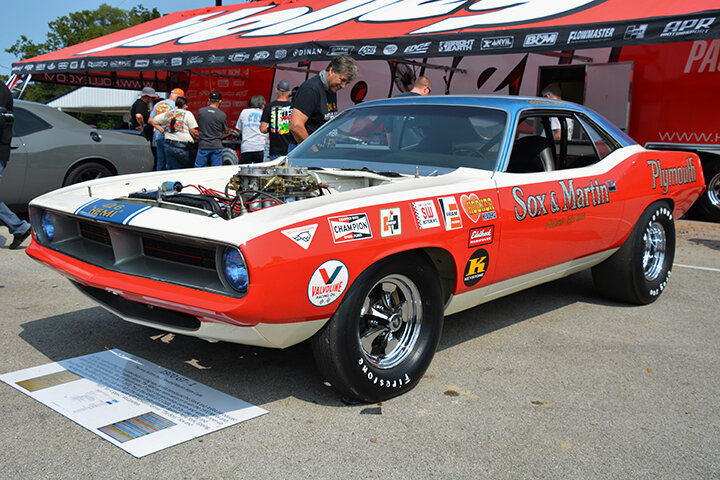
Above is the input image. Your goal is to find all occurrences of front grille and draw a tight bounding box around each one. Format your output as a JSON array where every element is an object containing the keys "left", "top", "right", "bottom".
[
  {"left": 30, "top": 208, "right": 242, "bottom": 297},
  {"left": 79, "top": 221, "right": 111, "bottom": 245},
  {"left": 143, "top": 236, "right": 216, "bottom": 269}
]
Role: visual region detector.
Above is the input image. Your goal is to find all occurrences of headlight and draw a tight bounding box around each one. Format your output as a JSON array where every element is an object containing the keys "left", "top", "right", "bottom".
[
  {"left": 41, "top": 210, "right": 55, "bottom": 242},
  {"left": 221, "top": 247, "right": 248, "bottom": 293}
]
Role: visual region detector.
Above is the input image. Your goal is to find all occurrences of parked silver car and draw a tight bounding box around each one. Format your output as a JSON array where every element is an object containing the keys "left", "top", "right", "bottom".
[{"left": 0, "top": 100, "right": 154, "bottom": 211}]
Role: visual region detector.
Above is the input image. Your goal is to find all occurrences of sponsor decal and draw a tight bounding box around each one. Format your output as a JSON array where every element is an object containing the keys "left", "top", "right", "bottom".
[
  {"left": 171, "top": 57, "right": 183, "bottom": 66},
  {"left": 74, "top": 199, "right": 151, "bottom": 225},
  {"left": 187, "top": 56, "right": 204, "bottom": 65},
  {"left": 468, "top": 226, "right": 494, "bottom": 247},
  {"left": 229, "top": 52, "right": 249, "bottom": 62},
  {"left": 152, "top": 58, "right": 168, "bottom": 66},
  {"left": 523, "top": 32, "right": 558, "bottom": 47},
  {"left": 88, "top": 60, "right": 108, "bottom": 68},
  {"left": 359, "top": 45, "right": 377, "bottom": 56},
  {"left": 293, "top": 47, "right": 322, "bottom": 57},
  {"left": 437, "top": 196, "right": 463, "bottom": 230},
  {"left": 24, "top": 64, "right": 34, "bottom": 71},
  {"left": 281, "top": 224, "right": 318, "bottom": 250},
  {"left": 567, "top": 27, "right": 614, "bottom": 43},
  {"left": 463, "top": 248, "right": 490, "bottom": 287},
  {"left": 481, "top": 36, "right": 514, "bottom": 50},
  {"left": 47, "top": 63, "right": 56, "bottom": 70},
  {"left": 512, "top": 178, "right": 611, "bottom": 222},
  {"left": 58, "top": 62, "right": 69, "bottom": 69},
  {"left": 208, "top": 54, "right": 225, "bottom": 63},
  {"left": 308, "top": 260, "right": 348, "bottom": 307},
  {"left": 380, "top": 208, "right": 402, "bottom": 237},
  {"left": 412, "top": 200, "right": 441, "bottom": 229},
  {"left": 274, "top": 49, "right": 287, "bottom": 59},
  {"left": 134, "top": 59, "right": 150, "bottom": 68},
  {"left": 383, "top": 44, "right": 398, "bottom": 55},
  {"left": 35, "top": 64, "right": 45, "bottom": 71},
  {"left": 647, "top": 158, "right": 697, "bottom": 193},
  {"left": 404, "top": 42, "right": 431, "bottom": 54},
  {"left": 328, "top": 45, "right": 354, "bottom": 56},
  {"left": 438, "top": 39, "right": 474, "bottom": 53},
  {"left": 110, "top": 60, "right": 131, "bottom": 68},
  {"left": 328, "top": 213, "right": 372, "bottom": 243},
  {"left": 253, "top": 51, "right": 270, "bottom": 61},
  {"left": 661, "top": 17, "right": 715, "bottom": 37},
  {"left": 69, "top": 61, "right": 79, "bottom": 69},
  {"left": 624, "top": 24, "right": 648, "bottom": 40},
  {"left": 460, "top": 193, "right": 495, "bottom": 223}
]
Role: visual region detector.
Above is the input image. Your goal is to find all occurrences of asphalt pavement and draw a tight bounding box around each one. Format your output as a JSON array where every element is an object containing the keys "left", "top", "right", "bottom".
[{"left": 0, "top": 220, "right": 718, "bottom": 479}]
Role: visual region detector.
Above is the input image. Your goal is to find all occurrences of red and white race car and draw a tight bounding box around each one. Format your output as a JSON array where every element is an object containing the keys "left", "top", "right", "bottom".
[{"left": 26, "top": 96, "right": 704, "bottom": 402}]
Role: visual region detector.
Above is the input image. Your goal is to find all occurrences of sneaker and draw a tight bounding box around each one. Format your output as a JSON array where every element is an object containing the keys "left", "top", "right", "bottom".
[{"left": 9, "top": 227, "right": 31, "bottom": 249}]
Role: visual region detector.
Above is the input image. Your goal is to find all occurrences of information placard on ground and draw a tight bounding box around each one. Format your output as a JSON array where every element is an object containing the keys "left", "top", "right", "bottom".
[{"left": 0, "top": 349, "right": 267, "bottom": 457}]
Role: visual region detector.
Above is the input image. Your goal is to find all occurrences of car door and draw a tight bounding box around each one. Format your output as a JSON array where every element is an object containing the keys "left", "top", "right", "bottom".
[{"left": 491, "top": 111, "right": 626, "bottom": 283}]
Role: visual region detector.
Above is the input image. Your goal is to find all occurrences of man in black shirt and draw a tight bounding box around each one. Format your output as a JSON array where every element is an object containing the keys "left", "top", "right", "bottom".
[
  {"left": 289, "top": 55, "right": 358, "bottom": 144},
  {"left": 130, "top": 86, "right": 158, "bottom": 134},
  {"left": 260, "top": 80, "right": 294, "bottom": 159},
  {"left": 0, "top": 82, "right": 31, "bottom": 249},
  {"left": 195, "top": 90, "right": 228, "bottom": 167},
  {"left": 395, "top": 76, "right": 432, "bottom": 97}
]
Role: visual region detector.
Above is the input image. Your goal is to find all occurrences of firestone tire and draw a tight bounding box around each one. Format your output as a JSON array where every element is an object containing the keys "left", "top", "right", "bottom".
[
  {"left": 64, "top": 162, "right": 113, "bottom": 186},
  {"left": 592, "top": 202, "right": 675, "bottom": 305},
  {"left": 311, "top": 253, "right": 444, "bottom": 403}
]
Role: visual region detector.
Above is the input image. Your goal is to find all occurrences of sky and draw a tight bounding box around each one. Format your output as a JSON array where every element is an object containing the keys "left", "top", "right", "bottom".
[{"left": 0, "top": 1, "right": 249, "bottom": 77}]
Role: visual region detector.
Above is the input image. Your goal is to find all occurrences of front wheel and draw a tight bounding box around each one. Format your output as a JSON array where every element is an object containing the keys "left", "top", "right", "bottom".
[
  {"left": 592, "top": 202, "right": 675, "bottom": 304},
  {"left": 312, "top": 254, "right": 444, "bottom": 402},
  {"left": 64, "top": 162, "right": 113, "bottom": 186}
]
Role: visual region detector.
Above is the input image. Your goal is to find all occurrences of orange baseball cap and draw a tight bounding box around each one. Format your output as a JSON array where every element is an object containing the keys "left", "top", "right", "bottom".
[{"left": 171, "top": 88, "right": 184, "bottom": 96}]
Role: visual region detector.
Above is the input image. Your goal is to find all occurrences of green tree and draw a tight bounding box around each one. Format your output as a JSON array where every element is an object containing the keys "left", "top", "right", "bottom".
[{"left": 6, "top": 4, "right": 160, "bottom": 104}]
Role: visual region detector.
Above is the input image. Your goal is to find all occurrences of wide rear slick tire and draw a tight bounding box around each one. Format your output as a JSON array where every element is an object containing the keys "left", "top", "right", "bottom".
[
  {"left": 592, "top": 202, "right": 675, "bottom": 305},
  {"left": 312, "top": 253, "right": 444, "bottom": 403}
]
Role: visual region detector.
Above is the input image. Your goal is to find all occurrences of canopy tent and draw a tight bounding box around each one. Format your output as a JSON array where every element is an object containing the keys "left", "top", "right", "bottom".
[
  {"left": 12, "top": 0, "right": 720, "bottom": 81},
  {"left": 10, "top": 0, "right": 720, "bottom": 122}
]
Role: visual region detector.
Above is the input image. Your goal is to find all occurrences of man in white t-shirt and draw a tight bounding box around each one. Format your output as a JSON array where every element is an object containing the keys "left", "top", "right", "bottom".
[
  {"left": 236, "top": 95, "right": 267, "bottom": 163},
  {"left": 149, "top": 96, "right": 199, "bottom": 170},
  {"left": 542, "top": 84, "right": 574, "bottom": 140}
]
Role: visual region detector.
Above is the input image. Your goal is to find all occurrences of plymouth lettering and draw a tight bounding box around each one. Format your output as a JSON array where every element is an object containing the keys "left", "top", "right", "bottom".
[{"left": 647, "top": 158, "right": 697, "bottom": 193}]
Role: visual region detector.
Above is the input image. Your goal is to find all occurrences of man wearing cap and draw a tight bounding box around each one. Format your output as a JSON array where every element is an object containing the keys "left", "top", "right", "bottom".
[
  {"left": 130, "top": 86, "right": 158, "bottom": 133},
  {"left": 260, "top": 80, "right": 294, "bottom": 160},
  {"left": 150, "top": 88, "right": 184, "bottom": 170},
  {"left": 195, "top": 90, "right": 228, "bottom": 168}
]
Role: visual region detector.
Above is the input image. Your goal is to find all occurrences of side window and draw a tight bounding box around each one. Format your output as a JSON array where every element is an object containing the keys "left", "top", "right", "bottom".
[
  {"left": 12, "top": 108, "right": 52, "bottom": 137},
  {"left": 576, "top": 115, "right": 620, "bottom": 161}
]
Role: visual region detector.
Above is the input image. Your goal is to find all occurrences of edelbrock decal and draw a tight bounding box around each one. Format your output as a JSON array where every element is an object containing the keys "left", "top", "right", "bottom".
[
  {"left": 468, "top": 226, "right": 494, "bottom": 247},
  {"left": 308, "top": 260, "right": 348, "bottom": 307}
]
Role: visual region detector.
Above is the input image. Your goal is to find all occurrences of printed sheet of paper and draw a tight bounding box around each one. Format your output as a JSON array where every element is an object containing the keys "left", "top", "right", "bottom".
[{"left": 0, "top": 349, "right": 267, "bottom": 457}]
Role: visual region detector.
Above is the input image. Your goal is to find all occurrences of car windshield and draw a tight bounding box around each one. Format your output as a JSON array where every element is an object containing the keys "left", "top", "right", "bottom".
[{"left": 288, "top": 104, "right": 507, "bottom": 176}]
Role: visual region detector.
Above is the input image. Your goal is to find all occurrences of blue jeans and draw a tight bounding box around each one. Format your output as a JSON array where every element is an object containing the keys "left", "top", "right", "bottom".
[
  {"left": 0, "top": 160, "right": 30, "bottom": 235},
  {"left": 195, "top": 148, "right": 223, "bottom": 168},
  {"left": 164, "top": 142, "right": 192, "bottom": 170},
  {"left": 154, "top": 131, "right": 167, "bottom": 170}
]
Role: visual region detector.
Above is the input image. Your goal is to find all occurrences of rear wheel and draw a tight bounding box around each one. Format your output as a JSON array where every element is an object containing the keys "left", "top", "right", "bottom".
[
  {"left": 312, "top": 254, "right": 444, "bottom": 402},
  {"left": 692, "top": 156, "right": 720, "bottom": 222},
  {"left": 221, "top": 148, "right": 239, "bottom": 166},
  {"left": 64, "top": 162, "right": 113, "bottom": 186},
  {"left": 592, "top": 202, "right": 675, "bottom": 304}
]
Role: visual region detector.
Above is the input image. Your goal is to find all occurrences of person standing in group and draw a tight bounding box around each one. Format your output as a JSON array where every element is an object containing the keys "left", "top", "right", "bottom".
[
  {"left": 195, "top": 90, "right": 228, "bottom": 168},
  {"left": 289, "top": 55, "right": 358, "bottom": 145},
  {"left": 236, "top": 95, "right": 267, "bottom": 164},
  {"left": 395, "top": 76, "right": 432, "bottom": 97},
  {"left": 148, "top": 96, "right": 198, "bottom": 170},
  {"left": 130, "top": 86, "right": 158, "bottom": 136},
  {"left": 150, "top": 88, "right": 183, "bottom": 170},
  {"left": 0, "top": 82, "right": 31, "bottom": 249},
  {"left": 260, "top": 80, "right": 294, "bottom": 160}
]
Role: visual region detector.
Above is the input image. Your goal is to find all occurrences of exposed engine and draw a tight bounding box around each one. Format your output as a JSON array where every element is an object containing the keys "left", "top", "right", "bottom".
[{"left": 126, "top": 166, "right": 327, "bottom": 220}]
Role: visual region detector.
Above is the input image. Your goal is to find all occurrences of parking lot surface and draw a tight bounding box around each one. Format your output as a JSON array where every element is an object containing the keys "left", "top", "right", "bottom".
[{"left": 1, "top": 220, "right": 718, "bottom": 479}]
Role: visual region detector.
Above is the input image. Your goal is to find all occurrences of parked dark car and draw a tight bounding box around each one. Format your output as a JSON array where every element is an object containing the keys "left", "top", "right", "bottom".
[{"left": 0, "top": 100, "right": 154, "bottom": 211}]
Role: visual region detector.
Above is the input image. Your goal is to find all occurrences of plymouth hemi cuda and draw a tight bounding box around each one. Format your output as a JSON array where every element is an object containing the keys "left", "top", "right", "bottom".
[{"left": 25, "top": 96, "right": 705, "bottom": 402}]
